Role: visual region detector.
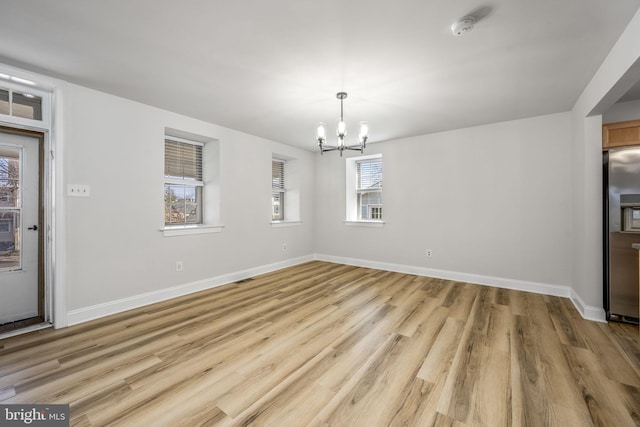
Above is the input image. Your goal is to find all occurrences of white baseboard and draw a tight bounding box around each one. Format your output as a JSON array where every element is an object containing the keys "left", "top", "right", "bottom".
[
  {"left": 66, "top": 255, "right": 315, "bottom": 326},
  {"left": 66, "top": 253, "right": 607, "bottom": 327},
  {"left": 315, "top": 253, "right": 605, "bottom": 322},
  {"left": 570, "top": 289, "right": 607, "bottom": 323}
]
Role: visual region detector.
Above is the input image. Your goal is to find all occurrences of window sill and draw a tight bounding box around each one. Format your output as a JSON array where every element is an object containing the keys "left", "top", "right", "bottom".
[
  {"left": 271, "top": 220, "right": 302, "bottom": 228},
  {"left": 161, "top": 224, "right": 224, "bottom": 237},
  {"left": 344, "top": 220, "right": 385, "bottom": 228}
]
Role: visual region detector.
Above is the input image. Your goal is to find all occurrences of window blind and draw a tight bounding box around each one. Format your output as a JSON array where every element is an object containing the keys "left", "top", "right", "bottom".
[
  {"left": 165, "top": 139, "right": 203, "bottom": 181},
  {"left": 272, "top": 159, "right": 285, "bottom": 191},
  {"left": 357, "top": 159, "right": 382, "bottom": 190},
  {"left": 12, "top": 91, "right": 43, "bottom": 121},
  {"left": 0, "top": 88, "right": 9, "bottom": 116}
]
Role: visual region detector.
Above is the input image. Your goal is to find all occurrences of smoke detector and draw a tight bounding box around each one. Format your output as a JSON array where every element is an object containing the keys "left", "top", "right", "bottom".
[{"left": 451, "top": 16, "right": 475, "bottom": 36}]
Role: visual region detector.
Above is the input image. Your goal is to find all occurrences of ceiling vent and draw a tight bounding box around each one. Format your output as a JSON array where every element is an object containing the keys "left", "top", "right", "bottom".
[{"left": 451, "top": 16, "right": 475, "bottom": 36}]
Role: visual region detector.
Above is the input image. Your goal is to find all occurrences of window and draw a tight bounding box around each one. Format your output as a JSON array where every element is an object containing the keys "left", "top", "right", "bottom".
[
  {"left": 164, "top": 137, "right": 203, "bottom": 226},
  {"left": 370, "top": 206, "right": 383, "bottom": 220},
  {"left": 271, "top": 154, "right": 300, "bottom": 226},
  {"left": 272, "top": 159, "right": 285, "bottom": 221},
  {"left": 346, "top": 154, "right": 383, "bottom": 225},
  {"left": 0, "top": 88, "right": 8, "bottom": 116},
  {"left": 356, "top": 157, "right": 383, "bottom": 220},
  {"left": 162, "top": 128, "right": 221, "bottom": 236},
  {"left": 0, "top": 87, "right": 42, "bottom": 121}
]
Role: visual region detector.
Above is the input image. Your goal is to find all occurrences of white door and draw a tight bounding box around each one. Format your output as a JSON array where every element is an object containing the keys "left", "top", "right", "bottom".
[{"left": 0, "top": 132, "right": 40, "bottom": 324}]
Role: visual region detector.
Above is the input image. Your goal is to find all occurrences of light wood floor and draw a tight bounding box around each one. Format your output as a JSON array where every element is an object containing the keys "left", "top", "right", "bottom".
[{"left": 1, "top": 261, "right": 639, "bottom": 426}]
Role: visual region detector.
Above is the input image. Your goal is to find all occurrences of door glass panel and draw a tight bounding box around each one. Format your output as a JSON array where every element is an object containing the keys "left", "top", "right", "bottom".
[
  {"left": 12, "top": 91, "right": 42, "bottom": 121},
  {"left": 0, "top": 146, "right": 21, "bottom": 271},
  {"left": 0, "top": 88, "right": 9, "bottom": 116},
  {"left": 0, "top": 211, "right": 20, "bottom": 271}
]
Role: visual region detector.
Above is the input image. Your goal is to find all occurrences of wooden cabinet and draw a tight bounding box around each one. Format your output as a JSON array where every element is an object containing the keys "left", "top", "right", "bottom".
[{"left": 603, "top": 119, "right": 640, "bottom": 150}]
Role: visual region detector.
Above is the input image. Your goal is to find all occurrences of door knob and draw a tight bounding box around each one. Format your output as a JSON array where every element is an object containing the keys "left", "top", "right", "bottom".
[{"left": 28, "top": 225, "right": 38, "bottom": 231}]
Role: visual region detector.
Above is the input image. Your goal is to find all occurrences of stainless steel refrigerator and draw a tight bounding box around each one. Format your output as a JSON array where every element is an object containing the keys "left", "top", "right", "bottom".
[{"left": 606, "top": 147, "right": 640, "bottom": 323}]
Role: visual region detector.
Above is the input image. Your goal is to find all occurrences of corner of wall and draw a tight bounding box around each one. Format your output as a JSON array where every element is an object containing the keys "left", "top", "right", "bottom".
[{"left": 570, "top": 288, "right": 607, "bottom": 322}]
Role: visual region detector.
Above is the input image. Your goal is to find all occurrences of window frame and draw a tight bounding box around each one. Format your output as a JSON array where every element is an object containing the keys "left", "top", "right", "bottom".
[
  {"left": 272, "top": 158, "right": 285, "bottom": 222},
  {"left": 356, "top": 158, "right": 383, "bottom": 221},
  {"left": 270, "top": 154, "right": 301, "bottom": 227},
  {"left": 161, "top": 129, "right": 223, "bottom": 237},
  {"left": 345, "top": 153, "right": 384, "bottom": 226},
  {"left": 0, "top": 79, "right": 50, "bottom": 128},
  {"left": 164, "top": 136, "right": 204, "bottom": 227}
]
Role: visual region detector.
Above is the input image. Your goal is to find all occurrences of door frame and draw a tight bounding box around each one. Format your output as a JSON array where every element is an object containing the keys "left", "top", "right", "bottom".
[{"left": 0, "top": 73, "right": 57, "bottom": 329}]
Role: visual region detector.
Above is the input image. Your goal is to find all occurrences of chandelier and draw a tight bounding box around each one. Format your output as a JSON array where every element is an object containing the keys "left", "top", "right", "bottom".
[{"left": 316, "top": 92, "right": 368, "bottom": 156}]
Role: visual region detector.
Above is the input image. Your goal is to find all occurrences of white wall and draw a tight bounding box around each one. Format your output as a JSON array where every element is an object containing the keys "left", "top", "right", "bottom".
[
  {"left": 315, "top": 112, "right": 573, "bottom": 289},
  {"left": 571, "top": 7, "right": 640, "bottom": 319},
  {"left": 603, "top": 99, "right": 640, "bottom": 123},
  {"left": 61, "top": 83, "right": 315, "bottom": 320}
]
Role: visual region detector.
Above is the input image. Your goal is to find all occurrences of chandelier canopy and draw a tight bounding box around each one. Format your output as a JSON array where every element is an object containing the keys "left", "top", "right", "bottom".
[{"left": 316, "top": 92, "right": 368, "bottom": 156}]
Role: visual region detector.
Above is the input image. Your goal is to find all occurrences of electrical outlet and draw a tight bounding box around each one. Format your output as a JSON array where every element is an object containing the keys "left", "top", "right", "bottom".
[
  {"left": 282, "top": 243, "right": 287, "bottom": 251},
  {"left": 175, "top": 261, "right": 183, "bottom": 272},
  {"left": 426, "top": 249, "right": 432, "bottom": 258}
]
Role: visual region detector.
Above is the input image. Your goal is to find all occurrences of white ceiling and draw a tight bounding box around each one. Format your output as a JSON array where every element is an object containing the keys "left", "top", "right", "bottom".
[{"left": 1, "top": 1, "right": 639, "bottom": 149}]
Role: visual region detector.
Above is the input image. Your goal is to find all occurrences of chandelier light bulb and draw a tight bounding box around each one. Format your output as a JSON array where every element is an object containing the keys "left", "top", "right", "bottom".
[
  {"left": 317, "top": 123, "right": 326, "bottom": 142},
  {"left": 337, "top": 120, "right": 346, "bottom": 138},
  {"left": 359, "top": 122, "right": 369, "bottom": 143}
]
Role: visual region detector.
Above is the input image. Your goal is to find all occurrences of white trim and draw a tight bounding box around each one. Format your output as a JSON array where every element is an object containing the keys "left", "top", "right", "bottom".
[
  {"left": 164, "top": 135, "right": 204, "bottom": 146},
  {"left": 315, "top": 253, "right": 571, "bottom": 296},
  {"left": 344, "top": 220, "right": 385, "bottom": 227},
  {"left": 161, "top": 224, "right": 224, "bottom": 237},
  {"left": 312, "top": 254, "right": 608, "bottom": 322},
  {"left": 351, "top": 153, "right": 383, "bottom": 162},
  {"left": 51, "top": 86, "right": 67, "bottom": 328},
  {"left": 570, "top": 288, "right": 607, "bottom": 322},
  {"left": 66, "top": 255, "right": 315, "bottom": 326},
  {"left": 164, "top": 178, "right": 204, "bottom": 186},
  {"left": 271, "top": 220, "right": 301, "bottom": 228},
  {"left": 0, "top": 70, "right": 62, "bottom": 329},
  {"left": 0, "top": 64, "right": 70, "bottom": 330},
  {"left": 345, "top": 153, "right": 383, "bottom": 222},
  {"left": 0, "top": 80, "right": 51, "bottom": 128}
]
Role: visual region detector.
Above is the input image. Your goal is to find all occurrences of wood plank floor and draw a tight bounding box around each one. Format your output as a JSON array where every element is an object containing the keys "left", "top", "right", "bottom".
[{"left": 1, "top": 261, "right": 639, "bottom": 426}]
